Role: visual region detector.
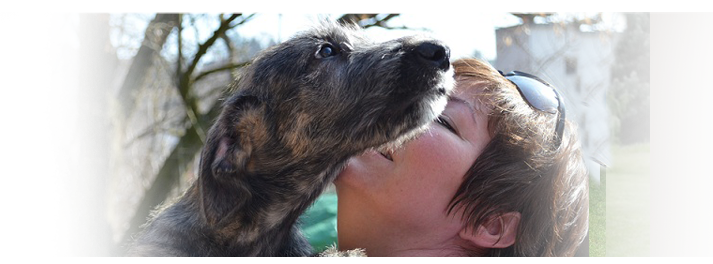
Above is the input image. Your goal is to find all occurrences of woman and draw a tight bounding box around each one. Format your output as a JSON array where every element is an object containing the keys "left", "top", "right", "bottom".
[{"left": 334, "top": 58, "right": 589, "bottom": 257}]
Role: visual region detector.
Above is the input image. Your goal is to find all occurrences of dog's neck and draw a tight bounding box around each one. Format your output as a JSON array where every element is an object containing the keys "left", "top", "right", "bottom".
[
  {"left": 185, "top": 150, "right": 350, "bottom": 256},
  {"left": 181, "top": 96, "right": 367, "bottom": 255}
]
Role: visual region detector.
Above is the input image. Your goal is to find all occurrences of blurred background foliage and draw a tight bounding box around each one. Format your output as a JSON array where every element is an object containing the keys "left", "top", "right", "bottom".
[{"left": 609, "top": 13, "right": 650, "bottom": 145}]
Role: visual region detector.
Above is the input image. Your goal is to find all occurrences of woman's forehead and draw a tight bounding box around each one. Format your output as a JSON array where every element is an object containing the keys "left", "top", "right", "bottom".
[{"left": 453, "top": 81, "right": 490, "bottom": 113}]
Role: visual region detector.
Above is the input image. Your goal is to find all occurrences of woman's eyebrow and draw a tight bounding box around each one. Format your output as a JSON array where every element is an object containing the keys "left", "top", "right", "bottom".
[{"left": 448, "top": 96, "right": 478, "bottom": 125}]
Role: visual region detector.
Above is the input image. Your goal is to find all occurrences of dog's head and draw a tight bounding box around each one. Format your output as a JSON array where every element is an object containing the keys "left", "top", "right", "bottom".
[
  {"left": 197, "top": 21, "right": 454, "bottom": 225},
  {"left": 238, "top": 21, "right": 454, "bottom": 156}
]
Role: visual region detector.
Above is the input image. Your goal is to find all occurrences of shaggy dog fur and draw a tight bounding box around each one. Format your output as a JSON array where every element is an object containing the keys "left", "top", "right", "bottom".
[{"left": 127, "top": 21, "right": 453, "bottom": 256}]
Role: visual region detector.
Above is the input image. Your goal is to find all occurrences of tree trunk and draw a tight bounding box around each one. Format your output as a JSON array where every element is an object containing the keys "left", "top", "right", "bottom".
[
  {"left": 67, "top": 15, "right": 123, "bottom": 256},
  {"left": 121, "top": 98, "right": 224, "bottom": 249},
  {"left": 119, "top": 13, "right": 249, "bottom": 250},
  {"left": 117, "top": 14, "right": 179, "bottom": 118}
]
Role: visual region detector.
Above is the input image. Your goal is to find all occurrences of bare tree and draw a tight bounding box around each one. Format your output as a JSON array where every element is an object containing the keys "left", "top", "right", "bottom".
[{"left": 114, "top": 14, "right": 251, "bottom": 255}]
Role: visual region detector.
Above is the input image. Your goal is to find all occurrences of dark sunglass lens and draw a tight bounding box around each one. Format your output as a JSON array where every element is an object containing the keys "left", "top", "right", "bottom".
[
  {"left": 506, "top": 75, "right": 559, "bottom": 114},
  {"left": 502, "top": 70, "right": 566, "bottom": 148}
]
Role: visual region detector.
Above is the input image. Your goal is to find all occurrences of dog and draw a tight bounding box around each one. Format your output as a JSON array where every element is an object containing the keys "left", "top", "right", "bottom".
[{"left": 127, "top": 21, "right": 453, "bottom": 257}]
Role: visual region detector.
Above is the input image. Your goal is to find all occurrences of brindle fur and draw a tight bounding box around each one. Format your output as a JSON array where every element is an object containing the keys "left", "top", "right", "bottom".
[{"left": 127, "top": 21, "right": 453, "bottom": 257}]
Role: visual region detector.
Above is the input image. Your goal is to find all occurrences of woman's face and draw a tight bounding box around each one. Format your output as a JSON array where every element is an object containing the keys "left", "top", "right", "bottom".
[{"left": 334, "top": 82, "right": 492, "bottom": 255}]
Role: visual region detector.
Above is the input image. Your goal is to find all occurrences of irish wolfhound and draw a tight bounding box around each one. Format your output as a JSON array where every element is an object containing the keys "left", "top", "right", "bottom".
[{"left": 127, "top": 21, "right": 453, "bottom": 257}]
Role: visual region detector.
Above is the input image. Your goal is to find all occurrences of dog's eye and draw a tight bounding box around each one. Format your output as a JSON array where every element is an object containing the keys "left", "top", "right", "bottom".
[{"left": 317, "top": 44, "right": 338, "bottom": 58}]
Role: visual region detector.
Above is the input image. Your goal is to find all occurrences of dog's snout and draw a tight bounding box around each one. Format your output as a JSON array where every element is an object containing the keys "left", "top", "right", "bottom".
[{"left": 415, "top": 41, "right": 450, "bottom": 71}]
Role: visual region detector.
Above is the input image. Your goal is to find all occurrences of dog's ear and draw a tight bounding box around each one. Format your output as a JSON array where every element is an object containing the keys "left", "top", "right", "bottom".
[
  {"left": 210, "top": 136, "right": 252, "bottom": 180},
  {"left": 197, "top": 94, "right": 261, "bottom": 226}
]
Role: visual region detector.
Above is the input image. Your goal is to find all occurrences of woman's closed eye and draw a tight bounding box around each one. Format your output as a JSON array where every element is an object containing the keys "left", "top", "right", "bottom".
[{"left": 436, "top": 115, "right": 457, "bottom": 134}]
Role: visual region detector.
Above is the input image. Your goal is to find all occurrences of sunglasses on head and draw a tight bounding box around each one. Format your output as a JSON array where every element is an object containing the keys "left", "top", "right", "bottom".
[{"left": 499, "top": 70, "right": 566, "bottom": 148}]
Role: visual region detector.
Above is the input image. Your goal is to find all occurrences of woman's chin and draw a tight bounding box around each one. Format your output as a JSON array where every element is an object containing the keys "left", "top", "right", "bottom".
[{"left": 335, "top": 150, "right": 390, "bottom": 189}]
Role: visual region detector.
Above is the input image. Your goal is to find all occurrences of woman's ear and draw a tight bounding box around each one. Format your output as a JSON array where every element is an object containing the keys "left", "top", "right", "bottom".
[{"left": 459, "top": 212, "right": 521, "bottom": 249}]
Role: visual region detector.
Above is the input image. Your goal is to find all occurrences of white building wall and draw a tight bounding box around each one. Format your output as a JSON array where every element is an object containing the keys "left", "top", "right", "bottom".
[{"left": 495, "top": 26, "right": 533, "bottom": 72}]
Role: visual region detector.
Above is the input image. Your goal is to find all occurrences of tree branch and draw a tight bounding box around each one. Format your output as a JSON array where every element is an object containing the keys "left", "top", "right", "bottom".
[
  {"left": 363, "top": 14, "right": 400, "bottom": 29},
  {"left": 121, "top": 95, "right": 224, "bottom": 247},
  {"left": 220, "top": 29, "right": 235, "bottom": 61},
  {"left": 174, "top": 14, "right": 243, "bottom": 145},
  {"left": 192, "top": 62, "right": 250, "bottom": 84},
  {"left": 179, "top": 13, "right": 241, "bottom": 97},
  {"left": 117, "top": 14, "right": 179, "bottom": 118},
  {"left": 338, "top": 14, "right": 402, "bottom": 29},
  {"left": 122, "top": 14, "right": 252, "bottom": 246},
  {"left": 122, "top": 116, "right": 181, "bottom": 149},
  {"left": 228, "top": 13, "right": 256, "bottom": 29}
]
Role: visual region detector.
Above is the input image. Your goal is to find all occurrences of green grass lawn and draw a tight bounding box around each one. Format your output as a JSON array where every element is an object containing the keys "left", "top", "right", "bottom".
[
  {"left": 603, "top": 143, "right": 650, "bottom": 256},
  {"left": 300, "top": 191, "right": 339, "bottom": 253},
  {"left": 589, "top": 174, "right": 606, "bottom": 256}
]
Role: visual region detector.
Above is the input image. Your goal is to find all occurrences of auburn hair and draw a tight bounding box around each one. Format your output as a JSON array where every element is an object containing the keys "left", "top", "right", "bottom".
[{"left": 448, "top": 58, "right": 589, "bottom": 256}]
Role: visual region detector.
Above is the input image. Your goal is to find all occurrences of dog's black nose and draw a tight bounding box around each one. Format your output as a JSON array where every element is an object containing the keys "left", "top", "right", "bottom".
[{"left": 415, "top": 41, "right": 450, "bottom": 71}]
